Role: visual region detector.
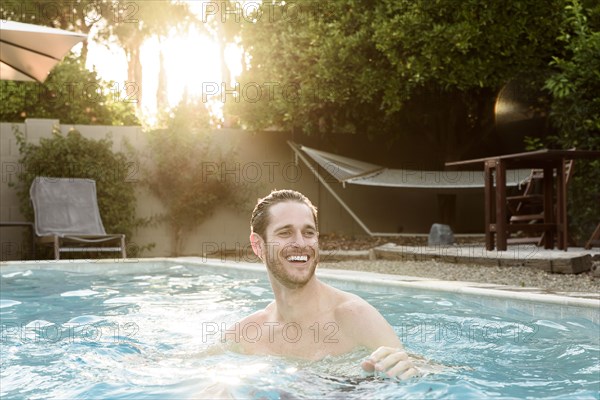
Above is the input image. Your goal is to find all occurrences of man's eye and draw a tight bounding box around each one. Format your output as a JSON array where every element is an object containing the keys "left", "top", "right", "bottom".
[
  {"left": 304, "top": 231, "right": 315, "bottom": 237},
  {"left": 278, "top": 231, "right": 291, "bottom": 237}
]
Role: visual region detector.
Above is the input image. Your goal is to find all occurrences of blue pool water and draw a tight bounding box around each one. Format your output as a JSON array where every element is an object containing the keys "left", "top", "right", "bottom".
[{"left": 1, "top": 261, "right": 598, "bottom": 399}]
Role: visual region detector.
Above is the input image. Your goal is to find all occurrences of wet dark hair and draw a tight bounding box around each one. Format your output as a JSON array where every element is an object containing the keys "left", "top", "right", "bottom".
[{"left": 250, "top": 189, "right": 318, "bottom": 239}]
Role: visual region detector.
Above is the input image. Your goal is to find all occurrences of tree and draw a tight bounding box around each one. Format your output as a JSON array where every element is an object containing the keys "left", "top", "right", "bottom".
[
  {"left": 228, "top": 0, "right": 566, "bottom": 163},
  {"left": 230, "top": 0, "right": 598, "bottom": 241},
  {"left": 544, "top": 0, "right": 600, "bottom": 148},
  {"left": 0, "top": 54, "right": 138, "bottom": 125},
  {"left": 97, "top": 1, "right": 195, "bottom": 111},
  {"left": 1, "top": 1, "right": 196, "bottom": 115},
  {"left": 201, "top": 0, "right": 243, "bottom": 85},
  {"left": 542, "top": 0, "right": 600, "bottom": 243},
  {"left": 144, "top": 97, "right": 251, "bottom": 256}
]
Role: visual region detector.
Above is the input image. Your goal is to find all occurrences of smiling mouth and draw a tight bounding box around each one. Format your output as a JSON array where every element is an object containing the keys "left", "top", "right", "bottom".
[{"left": 286, "top": 255, "right": 309, "bottom": 263}]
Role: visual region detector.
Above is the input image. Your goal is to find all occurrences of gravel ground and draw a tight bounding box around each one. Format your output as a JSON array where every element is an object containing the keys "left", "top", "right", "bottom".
[
  {"left": 319, "top": 259, "right": 600, "bottom": 294},
  {"left": 317, "top": 234, "right": 600, "bottom": 294}
]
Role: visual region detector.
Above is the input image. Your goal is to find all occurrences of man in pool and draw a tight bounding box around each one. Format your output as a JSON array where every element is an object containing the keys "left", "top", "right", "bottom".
[{"left": 231, "top": 189, "right": 420, "bottom": 380}]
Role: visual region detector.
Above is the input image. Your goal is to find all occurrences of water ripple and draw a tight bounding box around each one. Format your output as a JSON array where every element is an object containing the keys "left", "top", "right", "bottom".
[
  {"left": 0, "top": 299, "right": 22, "bottom": 308},
  {"left": 61, "top": 289, "right": 99, "bottom": 297},
  {"left": 1, "top": 266, "right": 598, "bottom": 399}
]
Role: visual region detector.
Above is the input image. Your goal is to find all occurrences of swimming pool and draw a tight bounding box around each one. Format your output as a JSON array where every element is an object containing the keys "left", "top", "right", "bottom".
[{"left": 1, "top": 258, "right": 598, "bottom": 399}]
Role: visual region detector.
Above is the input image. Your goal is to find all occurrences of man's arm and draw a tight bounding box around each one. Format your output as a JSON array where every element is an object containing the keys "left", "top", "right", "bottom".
[{"left": 337, "top": 297, "right": 420, "bottom": 380}]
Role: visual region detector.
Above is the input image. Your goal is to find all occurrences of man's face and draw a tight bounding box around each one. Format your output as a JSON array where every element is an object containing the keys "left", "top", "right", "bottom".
[{"left": 259, "top": 201, "right": 319, "bottom": 289}]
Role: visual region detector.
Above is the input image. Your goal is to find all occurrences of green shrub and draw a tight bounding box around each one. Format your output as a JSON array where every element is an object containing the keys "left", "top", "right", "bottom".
[
  {"left": 0, "top": 55, "right": 139, "bottom": 126},
  {"left": 144, "top": 98, "right": 252, "bottom": 256},
  {"left": 11, "top": 125, "right": 148, "bottom": 256},
  {"left": 543, "top": 0, "right": 600, "bottom": 244}
]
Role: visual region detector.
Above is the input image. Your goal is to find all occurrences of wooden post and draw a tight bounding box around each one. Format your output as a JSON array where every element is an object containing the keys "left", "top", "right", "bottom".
[
  {"left": 484, "top": 160, "right": 495, "bottom": 250},
  {"left": 495, "top": 160, "right": 507, "bottom": 250}
]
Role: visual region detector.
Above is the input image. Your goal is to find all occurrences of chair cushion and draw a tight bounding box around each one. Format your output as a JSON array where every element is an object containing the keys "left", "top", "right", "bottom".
[{"left": 30, "top": 177, "right": 107, "bottom": 237}]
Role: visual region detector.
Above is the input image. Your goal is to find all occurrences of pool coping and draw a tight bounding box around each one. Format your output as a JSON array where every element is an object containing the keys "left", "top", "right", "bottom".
[
  {"left": 322, "top": 244, "right": 600, "bottom": 274},
  {"left": 2, "top": 257, "right": 598, "bottom": 309}
]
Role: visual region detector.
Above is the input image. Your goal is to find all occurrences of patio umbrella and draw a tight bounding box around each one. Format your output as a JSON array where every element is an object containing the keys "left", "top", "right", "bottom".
[{"left": 0, "top": 20, "right": 87, "bottom": 83}]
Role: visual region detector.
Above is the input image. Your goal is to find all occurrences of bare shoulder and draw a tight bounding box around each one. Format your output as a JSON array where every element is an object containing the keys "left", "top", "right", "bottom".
[
  {"left": 329, "top": 285, "right": 401, "bottom": 349},
  {"left": 332, "top": 288, "right": 382, "bottom": 322},
  {"left": 237, "top": 303, "right": 273, "bottom": 327},
  {"left": 227, "top": 305, "right": 274, "bottom": 353}
]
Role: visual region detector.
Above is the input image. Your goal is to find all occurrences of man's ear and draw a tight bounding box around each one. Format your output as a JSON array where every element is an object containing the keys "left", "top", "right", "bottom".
[{"left": 250, "top": 232, "right": 264, "bottom": 260}]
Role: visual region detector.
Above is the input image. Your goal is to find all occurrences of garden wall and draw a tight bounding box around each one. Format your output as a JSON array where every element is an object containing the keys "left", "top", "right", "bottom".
[{"left": 0, "top": 119, "right": 484, "bottom": 261}]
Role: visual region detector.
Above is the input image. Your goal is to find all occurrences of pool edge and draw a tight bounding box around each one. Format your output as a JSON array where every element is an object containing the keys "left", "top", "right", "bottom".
[{"left": 2, "top": 257, "right": 598, "bottom": 310}]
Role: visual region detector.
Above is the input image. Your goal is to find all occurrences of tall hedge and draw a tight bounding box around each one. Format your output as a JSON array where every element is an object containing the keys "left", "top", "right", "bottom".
[{"left": 543, "top": 0, "right": 600, "bottom": 243}]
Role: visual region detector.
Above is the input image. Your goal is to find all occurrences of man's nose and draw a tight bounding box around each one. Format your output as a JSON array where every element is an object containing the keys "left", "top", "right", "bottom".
[{"left": 290, "top": 231, "right": 306, "bottom": 246}]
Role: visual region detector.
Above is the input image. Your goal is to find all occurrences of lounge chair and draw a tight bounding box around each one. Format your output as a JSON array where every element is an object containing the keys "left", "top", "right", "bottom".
[{"left": 30, "top": 177, "right": 126, "bottom": 260}]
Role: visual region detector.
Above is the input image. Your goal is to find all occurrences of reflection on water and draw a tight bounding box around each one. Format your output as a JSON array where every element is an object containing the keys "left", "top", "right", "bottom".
[{"left": 1, "top": 265, "right": 598, "bottom": 399}]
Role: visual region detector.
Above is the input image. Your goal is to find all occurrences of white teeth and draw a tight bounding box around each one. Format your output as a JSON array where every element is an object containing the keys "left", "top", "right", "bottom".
[{"left": 286, "top": 255, "right": 308, "bottom": 262}]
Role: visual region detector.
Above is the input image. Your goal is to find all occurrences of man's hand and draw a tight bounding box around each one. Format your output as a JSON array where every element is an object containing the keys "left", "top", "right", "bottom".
[{"left": 361, "top": 346, "right": 420, "bottom": 380}]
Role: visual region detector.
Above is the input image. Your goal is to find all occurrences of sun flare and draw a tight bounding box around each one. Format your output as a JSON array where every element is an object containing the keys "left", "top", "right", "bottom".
[{"left": 88, "top": 23, "right": 243, "bottom": 126}]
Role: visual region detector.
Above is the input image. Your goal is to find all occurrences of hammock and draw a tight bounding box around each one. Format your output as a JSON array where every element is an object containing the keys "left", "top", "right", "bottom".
[
  {"left": 287, "top": 141, "right": 532, "bottom": 237},
  {"left": 295, "top": 142, "right": 531, "bottom": 189}
]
